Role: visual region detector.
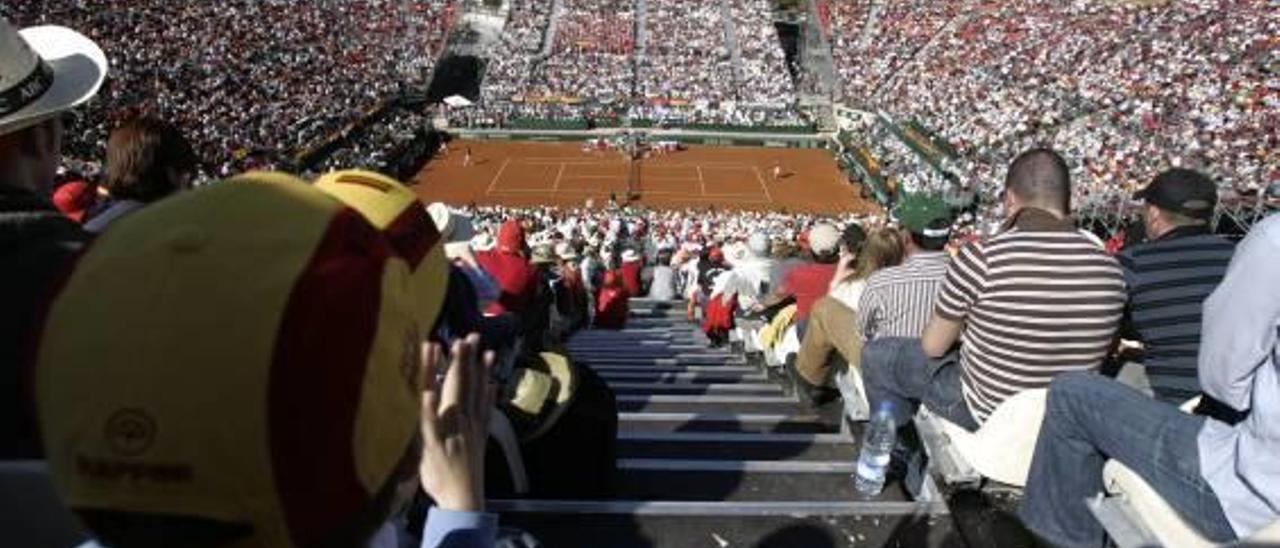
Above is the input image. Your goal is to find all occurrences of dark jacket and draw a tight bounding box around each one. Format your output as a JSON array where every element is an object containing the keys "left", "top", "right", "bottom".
[{"left": 1, "top": 185, "right": 88, "bottom": 459}]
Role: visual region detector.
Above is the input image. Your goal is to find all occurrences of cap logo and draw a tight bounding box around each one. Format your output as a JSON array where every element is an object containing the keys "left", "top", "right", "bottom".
[
  {"left": 1182, "top": 199, "right": 1210, "bottom": 211},
  {"left": 104, "top": 408, "right": 158, "bottom": 457}
]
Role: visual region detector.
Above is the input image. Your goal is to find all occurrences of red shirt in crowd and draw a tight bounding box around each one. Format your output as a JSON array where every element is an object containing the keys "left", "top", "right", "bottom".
[
  {"left": 619, "top": 260, "right": 643, "bottom": 297},
  {"left": 476, "top": 220, "right": 539, "bottom": 316},
  {"left": 594, "top": 271, "right": 630, "bottom": 329},
  {"left": 780, "top": 263, "right": 837, "bottom": 320}
]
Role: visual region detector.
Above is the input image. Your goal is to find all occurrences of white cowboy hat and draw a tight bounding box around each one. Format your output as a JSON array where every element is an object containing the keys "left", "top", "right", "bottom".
[{"left": 0, "top": 19, "right": 108, "bottom": 136}]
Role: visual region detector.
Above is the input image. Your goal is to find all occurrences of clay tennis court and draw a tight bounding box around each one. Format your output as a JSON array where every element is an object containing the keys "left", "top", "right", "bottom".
[{"left": 412, "top": 140, "right": 877, "bottom": 214}]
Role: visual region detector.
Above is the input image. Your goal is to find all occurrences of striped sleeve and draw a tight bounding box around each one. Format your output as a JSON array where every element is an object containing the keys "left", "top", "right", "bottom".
[
  {"left": 936, "top": 241, "right": 986, "bottom": 322},
  {"left": 855, "top": 281, "right": 880, "bottom": 341}
]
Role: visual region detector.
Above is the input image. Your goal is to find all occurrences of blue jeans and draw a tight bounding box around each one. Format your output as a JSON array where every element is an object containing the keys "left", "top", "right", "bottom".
[
  {"left": 860, "top": 337, "right": 978, "bottom": 431},
  {"left": 1019, "top": 372, "right": 1236, "bottom": 548}
]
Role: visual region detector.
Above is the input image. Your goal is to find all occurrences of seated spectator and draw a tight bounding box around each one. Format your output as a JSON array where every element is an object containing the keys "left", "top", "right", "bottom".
[
  {"left": 477, "top": 219, "right": 539, "bottom": 316},
  {"left": 644, "top": 248, "right": 678, "bottom": 301},
  {"left": 619, "top": 248, "right": 644, "bottom": 297},
  {"left": 791, "top": 227, "right": 904, "bottom": 403},
  {"left": 722, "top": 233, "right": 777, "bottom": 312},
  {"left": 855, "top": 196, "right": 953, "bottom": 342},
  {"left": 594, "top": 270, "right": 630, "bottom": 329},
  {"left": 1114, "top": 169, "right": 1235, "bottom": 404},
  {"left": 861, "top": 148, "right": 1126, "bottom": 432},
  {"left": 1019, "top": 213, "right": 1280, "bottom": 547},
  {"left": 825, "top": 223, "right": 870, "bottom": 311},
  {"left": 84, "top": 117, "right": 197, "bottom": 233},
  {"left": 764, "top": 223, "right": 841, "bottom": 335},
  {"left": 429, "top": 203, "right": 500, "bottom": 309},
  {"left": 0, "top": 17, "right": 104, "bottom": 459},
  {"left": 554, "top": 242, "right": 589, "bottom": 333},
  {"left": 34, "top": 174, "right": 496, "bottom": 547}
]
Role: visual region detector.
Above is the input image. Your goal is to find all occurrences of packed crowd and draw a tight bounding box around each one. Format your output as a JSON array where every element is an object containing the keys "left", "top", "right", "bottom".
[
  {"left": 475, "top": 0, "right": 807, "bottom": 127},
  {"left": 729, "top": 0, "right": 798, "bottom": 107},
  {"left": 829, "top": 0, "right": 1279, "bottom": 203},
  {"left": 1, "top": 0, "right": 456, "bottom": 176},
  {"left": 637, "top": 0, "right": 735, "bottom": 104}
]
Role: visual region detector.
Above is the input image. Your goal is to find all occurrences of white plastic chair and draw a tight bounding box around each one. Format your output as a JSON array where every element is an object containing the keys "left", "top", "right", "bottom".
[
  {"left": 915, "top": 388, "right": 1049, "bottom": 487},
  {"left": 1090, "top": 396, "right": 1280, "bottom": 547}
]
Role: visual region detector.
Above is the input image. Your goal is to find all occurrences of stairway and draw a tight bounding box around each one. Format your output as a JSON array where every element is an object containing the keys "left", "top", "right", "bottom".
[{"left": 491, "top": 299, "right": 960, "bottom": 547}]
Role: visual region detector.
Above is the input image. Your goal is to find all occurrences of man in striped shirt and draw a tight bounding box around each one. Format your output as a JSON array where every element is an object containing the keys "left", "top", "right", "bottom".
[
  {"left": 1115, "top": 169, "right": 1234, "bottom": 404},
  {"left": 856, "top": 197, "right": 954, "bottom": 343},
  {"left": 791, "top": 200, "right": 952, "bottom": 404},
  {"left": 861, "top": 148, "right": 1126, "bottom": 430}
]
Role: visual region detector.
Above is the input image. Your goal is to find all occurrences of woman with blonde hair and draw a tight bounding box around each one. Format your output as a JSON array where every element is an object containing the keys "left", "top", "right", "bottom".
[{"left": 790, "top": 225, "right": 905, "bottom": 405}]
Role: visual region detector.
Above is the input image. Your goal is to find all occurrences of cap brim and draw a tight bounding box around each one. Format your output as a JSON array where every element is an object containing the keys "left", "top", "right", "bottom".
[{"left": 1, "top": 26, "right": 107, "bottom": 136}]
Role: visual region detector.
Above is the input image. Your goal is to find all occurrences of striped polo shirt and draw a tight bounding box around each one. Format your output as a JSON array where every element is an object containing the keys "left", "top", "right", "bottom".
[
  {"left": 1117, "top": 227, "right": 1234, "bottom": 403},
  {"left": 856, "top": 251, "right": 951, "bottom": 341},
  {"left": 935, "top": 209, "right": 1126, "bottom": 423}
]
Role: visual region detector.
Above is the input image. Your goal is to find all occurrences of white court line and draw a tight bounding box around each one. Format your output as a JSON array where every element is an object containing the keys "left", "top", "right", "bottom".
[
  {"left": 697, "top": 166, "right": 706, "bottom": 196},
  {"left": 752, "top": 166, "right": 775, "bottom": 203},
  {"left": 552, "top": 163, "right": 566, "bottom": 192},
  {"left": 485, "top": 158, "right": 512, "bottom": 194},
  {"left": 487, "top": 189, "right": 771, "bottom": 202}
]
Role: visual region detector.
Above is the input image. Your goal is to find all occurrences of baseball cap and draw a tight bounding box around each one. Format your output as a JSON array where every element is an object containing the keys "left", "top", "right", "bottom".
[
  {"left": 1133, "top": 168, "right": 1218, "bottom": 220},
  {"left": 0, "top": 18, "right": 108, "bottom": 136},
  {"left": 895, "top": 195, "right": 954, "bottom": 237},
  {"left": 36, "top": 173, "right": 429, "bottom": 547},
  {"left": 808, "top": 223, "right": 840, "bottom": 255},
  {"left": 315, "top": 170, "right": 448, "bottom": 331}
]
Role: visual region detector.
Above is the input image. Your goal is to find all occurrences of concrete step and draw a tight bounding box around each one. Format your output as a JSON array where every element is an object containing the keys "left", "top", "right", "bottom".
[
  {"left": 611, "top": 458, "right": 901, "bottom": 502},
  {"left": 596, "top": 370, "right": 769, "bottom": 383},
  {"left": 616, "top": 431, "right": 855, "bottom": 461},
  {"left": 616, "top": 394, "right": 802, "bottom": 414},
  {"left": 606, "top": 382, "right": 784, "bottom": 396},
  {"left": 491, "top": 504, "right": 957, "bottom": 548},
  {"left": 574, "top": 356, "right": 747, "bottom": 366},
  {"left": 587, "top": 364, "right": 758, "bottom": 374},
  {"left": 619, "top": 412, "right": 840, "bottom": 434}
]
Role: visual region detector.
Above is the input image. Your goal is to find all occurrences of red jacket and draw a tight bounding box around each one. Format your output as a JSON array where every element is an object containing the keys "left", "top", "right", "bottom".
[
  {"left": 594, "top": 271, "right": 630, "bottom": 329},
  {"left": 477, "top": 251, "right": 538, "bottom": 316}
]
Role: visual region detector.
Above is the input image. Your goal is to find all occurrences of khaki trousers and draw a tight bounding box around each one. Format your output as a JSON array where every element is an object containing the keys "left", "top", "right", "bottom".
[{"left": 793, "top": 296, "right": 862, "bottom": 387}]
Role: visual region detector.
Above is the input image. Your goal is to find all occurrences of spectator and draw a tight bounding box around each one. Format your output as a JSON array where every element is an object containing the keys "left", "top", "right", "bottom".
[
  {"left": 0, "top": 17, "right": 105, "bottom": 459},
  {"left": 554, "top": 241, "right": 589, "bottom": 333},
  {"left": 34, "top": 174, "right": 496, "bottom": 548},
  {"left": 722, "top": 232, "right": 778, "bottom": 311},
  {"left": 594, "top": 270, "right": 630, "bottom": 329},
  {"left": 791, "top": 226, "right": 904, "bottom": 404},
  {"left": 768, "top": 223, "right": 841, "bottom": 334},
  {"left": 429, "top": 202, "right": 501, "bottom": 309},
  {"left": 85, "top": 116, "right": 197, "bottom": 233},
  {"left": 1114, "top": 168, "right": 1235, "bottom": 403},
  {"left": 619, "top": 248, "right": 643, "bottom": 298},
  {"left": 825, "top": 223, "right": 869, "bottom": 310},
  {"left": 1020, "top": 213, "right": 1280, "bottom": 547},
  {"left": 860, "top": 148, "right": 1126, "bottom": 432},
  {"left": 476, "top": 219, "right": 539, "bottom": 316},
  {"left": 645, "top": 248, "right": 678, "bottom": 301},
  {"left": 855, "top": 196, "right": 953, "bottom": 342}
]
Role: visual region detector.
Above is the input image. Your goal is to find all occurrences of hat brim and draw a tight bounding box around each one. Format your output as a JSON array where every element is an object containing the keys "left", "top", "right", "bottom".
[{"left": 1, "top": 26, "right": 107, "bottom": 136}]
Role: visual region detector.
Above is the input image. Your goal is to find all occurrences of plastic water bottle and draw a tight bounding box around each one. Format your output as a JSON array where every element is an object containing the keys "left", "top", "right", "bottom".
[{"left": 854, "top": 401, "right": 897, "bottom": 498}]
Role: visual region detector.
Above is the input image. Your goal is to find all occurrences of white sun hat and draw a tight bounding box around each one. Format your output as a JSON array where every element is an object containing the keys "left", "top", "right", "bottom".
[{"left": 0, "top": 18, "right": 108, "bottom": 136}]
